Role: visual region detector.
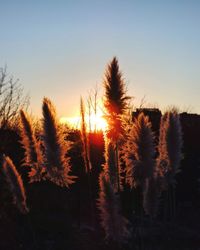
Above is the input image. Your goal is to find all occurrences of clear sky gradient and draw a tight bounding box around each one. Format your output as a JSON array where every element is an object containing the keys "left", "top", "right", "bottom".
[{"left": 1, "top": 0, "right": 200, "bottom": 117}]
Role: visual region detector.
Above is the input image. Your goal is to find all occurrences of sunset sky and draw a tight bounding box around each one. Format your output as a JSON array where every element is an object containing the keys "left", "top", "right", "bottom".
[{"left": 1, "top": 0, "right": 200, "bottom": 118}]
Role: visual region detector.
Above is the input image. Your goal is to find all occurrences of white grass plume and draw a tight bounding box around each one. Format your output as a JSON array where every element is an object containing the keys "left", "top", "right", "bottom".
[
  {"left": 157, "top": 108, "right": 183, "bottom": 187},
  {"left": 102, "top": 138, "right": 118, "bottom": 191},
  {"left": 20, "top": 110, "right": 44, "bottom": 182},
  {"left": 2, "top": 155, "right": 29, "bottom": 214},
  {"left": 42, "top": 97, "right": 76, "bottom": 187},
  {"left": 103, "top": 57, "right": 130, "bottom": 142},
  {"left": 103, "top": 57, "right": 130, "bottom": 116},
  {"left": 125, "top": 113, "right": 155, "bottom": 188},
  {"left": 97, "top": 172, "right": 129, "bottom": 243}
]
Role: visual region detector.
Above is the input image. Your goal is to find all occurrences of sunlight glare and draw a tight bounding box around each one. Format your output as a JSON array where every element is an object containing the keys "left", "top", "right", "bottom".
[{"left": 60, "top": 111, "right": 107, "bottom": 132}]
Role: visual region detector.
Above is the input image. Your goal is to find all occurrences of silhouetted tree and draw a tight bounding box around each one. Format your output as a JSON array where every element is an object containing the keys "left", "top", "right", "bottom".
[{"left": 0, "top": 67, "right": 29, "bottom": 129}]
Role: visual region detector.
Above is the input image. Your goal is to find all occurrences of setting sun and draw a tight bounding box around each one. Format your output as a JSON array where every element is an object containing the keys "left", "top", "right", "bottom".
[{"left": 60, "top": 111, "right": 108, "bottom": 132}]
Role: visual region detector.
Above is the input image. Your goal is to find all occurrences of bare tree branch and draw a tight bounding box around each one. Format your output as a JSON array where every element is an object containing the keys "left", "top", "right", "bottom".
[{"left": 0, "top": 66, "right": 29, "bottom": 129}]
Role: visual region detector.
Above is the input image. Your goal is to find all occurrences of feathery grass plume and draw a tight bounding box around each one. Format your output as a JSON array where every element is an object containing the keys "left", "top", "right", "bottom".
[
  {"left": 118, "top": 114, "right": 135, "bottom": 191},
  {"left": 156, "top": 112, "right": 169, "bottom": 177},
  {"left": 103, "top": 138, "right": 118, "bottom": 191},
  {"left": 42, "top": 97, "right": 75, "bottom": 187},
  {"left": 97, "top": 172, "right": 129, "bottom": 243},
  {"left": 157, "top": 108, "right": 183, "bottom": 187},
  {"left": 2, "top": 155, "right": 28, "bottom": 214},
  {"left": 166, "top": 110, "right": 183, "bottom": 177},
  {"left": 103, "top": 57, "right": 130, "bottom": 192},
  {"left": 103, "top": 57, "right": 130, "bottom": 141},
  {"left": 20, "top": 110, "right": 44, "bottom": 182},
  {"left": 157, "top": 109, "right": 183, "bottom": 219},
  {"left": 104, "top": 57, "right": 129, "bottom": 115},
  {"left": 80, "top": 97, "right": 92, "bottom": 172},
  {"left": 125, "top": 113, "right": 155, "bottom": 188}
]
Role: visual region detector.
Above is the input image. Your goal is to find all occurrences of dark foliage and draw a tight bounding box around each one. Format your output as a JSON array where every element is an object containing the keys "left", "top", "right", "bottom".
[{"left": 0, "top": 110, "right": 200, "bottom": 249}]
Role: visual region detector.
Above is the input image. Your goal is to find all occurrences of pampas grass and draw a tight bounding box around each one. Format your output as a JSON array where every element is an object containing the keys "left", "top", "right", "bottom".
[
  {"left": 103, "top": 138, "right": 118, "bottom": 191},
  {"left": 125, "top": 113, "right": 155, "bottom": 188},
  {"left": 42, "top": 97, "right": 75, "bottom": 187},
  {"left": 103, "top": 57, "right": 131, "bottom": 192},
  {"left": 97, "top": 172, "right": 129, "bottom": 243},
  {"left": 2, "top": 155, "right": 28, "bottom": 214},
  {"left": 20, "top": 110, "right": 44, "bottom": 182},
  {"left": 103, "top": 57, "right": 130, "bottom": 141},
  {"left": 156, "top": 108, "right": 183, "bottom": 219},
  {"left": 80, "top": 97, "right": 92, "bottom": 172},
  {"left": 103, "top": 57, "right": 129, "bottom": 116},
  {"left": 157, "top": 108, "right": 183, "bottom": 187}
]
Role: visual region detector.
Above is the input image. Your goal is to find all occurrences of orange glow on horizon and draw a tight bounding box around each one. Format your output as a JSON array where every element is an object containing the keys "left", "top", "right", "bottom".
[{"left": 60, "top": 111, "right": 108, "bottom": 132}]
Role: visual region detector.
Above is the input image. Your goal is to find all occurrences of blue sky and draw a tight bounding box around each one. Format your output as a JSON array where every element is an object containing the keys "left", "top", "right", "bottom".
[{"left": 1, "top": 0, "right": 200, "bottom": 117}]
